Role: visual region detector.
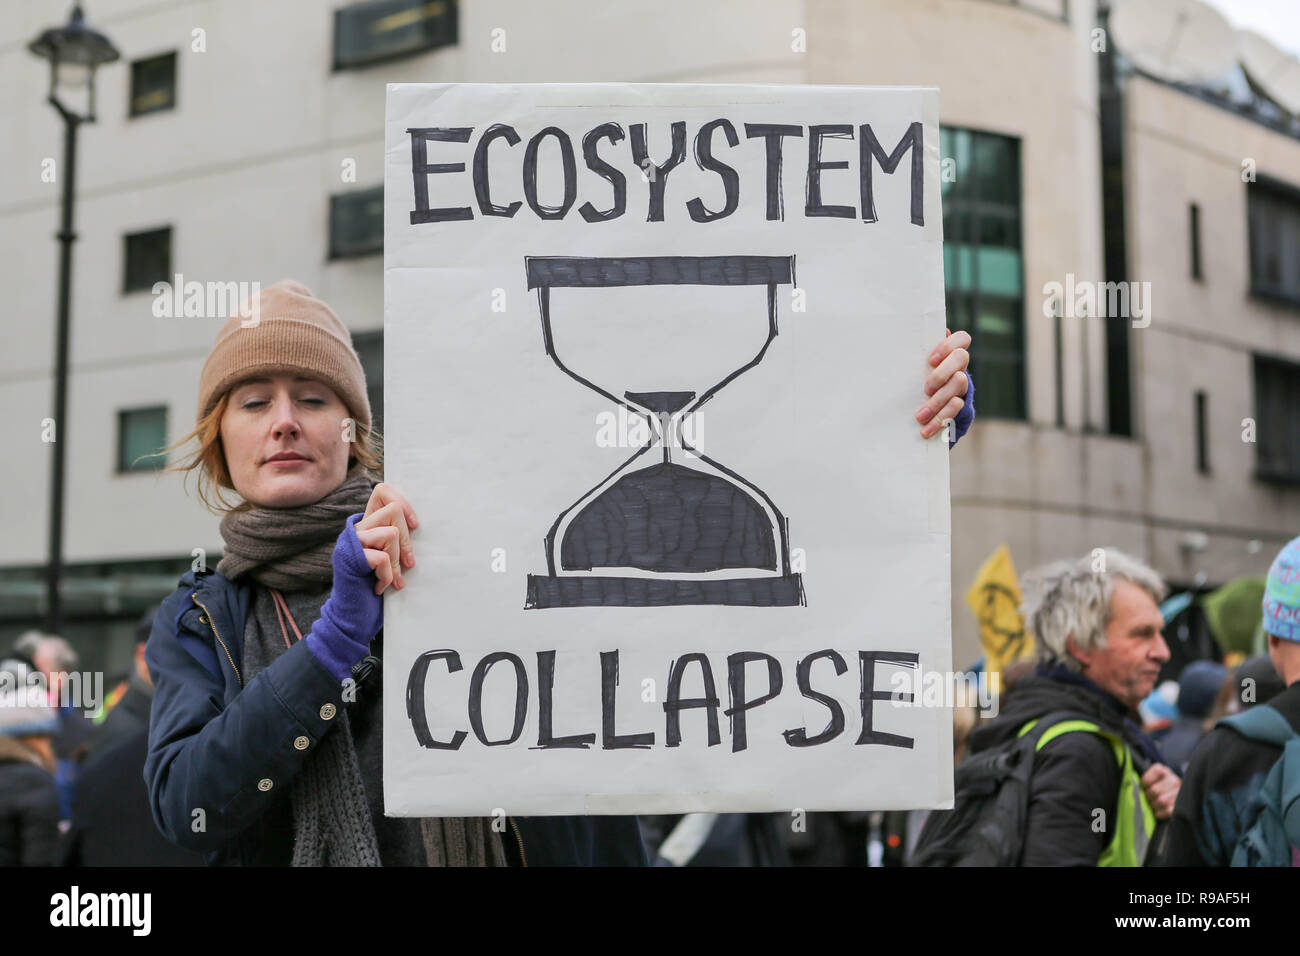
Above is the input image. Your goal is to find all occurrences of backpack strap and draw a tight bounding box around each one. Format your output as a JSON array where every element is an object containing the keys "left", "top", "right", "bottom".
[
  {"left": 1018, "top": 711, "right": 1112, "bottom": 752},
  {"left": 1019, "top": 714, "right": 1128, "bottom": 771},
  {"left": 1018, "top": 711, "right": 1156, "bottom": 866},
  {"left": 1219, "top": 705, "right": 1297, "bottom": 748}
]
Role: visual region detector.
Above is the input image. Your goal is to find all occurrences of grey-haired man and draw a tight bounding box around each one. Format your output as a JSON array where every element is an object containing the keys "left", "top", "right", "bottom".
[{"left": 960, "top": 549, "right": 1179, "bottom": 866}]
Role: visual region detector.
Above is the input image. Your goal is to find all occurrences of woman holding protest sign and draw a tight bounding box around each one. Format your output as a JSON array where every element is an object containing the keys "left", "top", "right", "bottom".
[{"left": 143, "top": 279, "right": 972, "bottom": 866}]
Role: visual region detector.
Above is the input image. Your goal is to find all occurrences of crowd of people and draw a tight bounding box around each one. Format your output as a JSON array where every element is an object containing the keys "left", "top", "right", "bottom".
[
  {"left": 4, "top": 536, "right": 1293, "bottom": 867},
  {"left": 634, "top": 541, "right": 1300, "bottom": 867},
  {"left": 1, "top": 280, "right": 1294, "bottom": 867}
]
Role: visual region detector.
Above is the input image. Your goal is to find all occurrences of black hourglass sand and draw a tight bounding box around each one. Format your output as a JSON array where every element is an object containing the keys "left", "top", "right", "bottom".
[{"left": 524, "top": 255, "right": 805, "bottom": 609}]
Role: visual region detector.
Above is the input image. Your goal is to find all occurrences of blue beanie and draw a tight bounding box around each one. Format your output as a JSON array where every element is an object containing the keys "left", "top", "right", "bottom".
[
  {"left": 1264, "top": 536, "right": 1300, "bottom": 641},
  {"left": 1177, "top": 660, "right": 1228, "bottom": 718}
]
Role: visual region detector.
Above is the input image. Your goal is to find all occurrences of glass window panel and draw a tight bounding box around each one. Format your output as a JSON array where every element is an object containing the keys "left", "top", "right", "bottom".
[
  {"left": 976, "top": 247, "right": 1022, "bottom": 297},
  {"left": 334, "top": 0, "right": 458, "bottom": 70},
  {"left": 945, "top": 292, "right": 974, "bottom": 335},
  {"left": 129, "top": 53, "right": 176, "bottom": 117},
  {"left": 940, "top": 126, "right": 1025, "bottom": 421},
  {"left": 1256, "top": 357, "right": 1300, "bottom": 481},
  {"left": 943, "top": 207, "right": 965, "bottom": 243},
  {"left": 972, "top": 353, "right": 1025, "bottom": 420},
  {"left": 1248, "top": 180, "right": 1300, "bottom": 304},
  {"left": 976, "top": 311, "right": 1015, "bottom": 338},
  {"left": 118, "top": 407, "right": 167, "bottom": 472},
  {"left": 946, "top": 208, "right": 977, "bottom": 244},
  {"left": 1282, "top": 207, "right": 1300, "bottom": 294},
  {"left": 971, "top": 135, "right": 1018, "bottom": 205},
  {"left": 977, "top": 212, "right": 1019, "bottom": 248},
  {"left": 123, "top": 227, "right": 171, "bottom": 293},
  {"left": 974, "top": 298, "right": 1023, "bottom": 347},
  {"left": 945, "top": 244, "right": 976, "bottom": 291},
  {"left": 330, "top": 187, "right": 384, "bottom": 259}
]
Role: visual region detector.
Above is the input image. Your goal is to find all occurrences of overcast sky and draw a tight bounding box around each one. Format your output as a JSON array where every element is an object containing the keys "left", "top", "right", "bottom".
[{"left": 1203, "top": 0, "right": 1300, "bottom": 57}]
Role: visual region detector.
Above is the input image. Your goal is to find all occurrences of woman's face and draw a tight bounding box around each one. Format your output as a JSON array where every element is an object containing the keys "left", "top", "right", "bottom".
[{"left": 220, "top": 374, "right": 352, "bottom": 508}]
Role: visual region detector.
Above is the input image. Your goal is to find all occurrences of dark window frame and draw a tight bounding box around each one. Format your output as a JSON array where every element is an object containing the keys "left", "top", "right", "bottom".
[
  {"left": 1254, "top": 354, "right": 1300, "bottom": 485},
  {"left": 128, "top": 51, "right": 177, "bottom": 118},
  {"left": 116, "top": 405, "right": 168, "bottom": 474},
  {"left": 328, "top": 186, "right": 384, "bottom": 260},
  {"left": 332, "top": 0, "right": 458, "bottom": 72},
  {"left": 941, "top": 125, "right": 1028, "bottom": 422},
  {"left": 1247, "top": 174, "right": 1300, "bottom": 310},
  {"left": 1194, "top": 390, "right": 1209, "bottom": 474},
  {"left": 122, "top": 226, "right": 172, "bottom": 294},
  {"left": 1189, "top": 202, "right": 1202, "bottom": 281}
]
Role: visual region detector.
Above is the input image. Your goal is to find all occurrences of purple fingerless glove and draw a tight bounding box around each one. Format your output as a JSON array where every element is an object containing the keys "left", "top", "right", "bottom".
[
  {"left": 305, "top": 513, "right": 383, "bottom": 684},
  {"left": 949, "top": 371, "right": 975, "bottom": 448}
]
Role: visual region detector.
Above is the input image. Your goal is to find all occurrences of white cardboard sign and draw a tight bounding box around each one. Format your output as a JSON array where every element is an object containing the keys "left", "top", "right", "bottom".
[{"left": 383, "top": 82, "right": 952, "bottom": 816}]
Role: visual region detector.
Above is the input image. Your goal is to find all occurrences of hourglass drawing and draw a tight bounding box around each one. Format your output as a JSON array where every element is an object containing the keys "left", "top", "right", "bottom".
[{"left": 523, "top": 255, "right": 805, "bottom": 609}]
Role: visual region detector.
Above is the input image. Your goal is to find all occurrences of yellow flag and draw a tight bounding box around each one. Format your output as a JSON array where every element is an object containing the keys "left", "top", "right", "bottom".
[{"left": 966, "top": 543, "right": 1033, "bottom": 676}]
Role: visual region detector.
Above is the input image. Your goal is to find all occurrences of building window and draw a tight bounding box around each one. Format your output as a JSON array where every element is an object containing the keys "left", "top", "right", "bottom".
[
  {"left": 1189, "top": 203, "right": 1202, "bottom": 280},
  {"left": 1248, "top": 177, "right": 1300, "bottom": 308},
  {"left": 1254, "top": 356, "right": 1300, "bottom": 483},
  {"left": 129, "top": 52, "right": 176, "bottom": 117},
  {"left": 352, "top": 330, "right": 384, "bottom": 434},
  {"left": 941, "top": 126, "right": 1025, "bottom": 420},
  {"left": 1194, "top": 390, "right": 1209, "bottom": 474},
  {"left": 333, "top": 0, "right": 458, "bottom": 70},
  {"left": 123, "top": 227, "right": 171, "bottom": 293},
  {"left": 329, "top": 187, "right": 384, "bottom": 259},
  {"left": 117, "top": 406, "right": 167, "bottom": 473}
]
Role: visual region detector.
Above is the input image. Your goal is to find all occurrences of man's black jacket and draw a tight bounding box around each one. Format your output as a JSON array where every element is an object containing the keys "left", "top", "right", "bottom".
[{"left": 965, "top": 667, "right": 1164, "bottom": 866}]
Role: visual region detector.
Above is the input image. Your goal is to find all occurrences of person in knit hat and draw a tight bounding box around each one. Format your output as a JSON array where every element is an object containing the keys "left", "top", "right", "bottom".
[
  {"left": 144, "top": 281, "right": 975, "bottom": 867},
  {"left": 144, "top": 279, "right": 649, "bottom": 866},
  {"left": 0, "top": 676, "right": 61, "bottom": 865},
  {"left": 1159, "top": 660, "right": 1229, "bottom": 772},
  {"left": 1157, "top": 535, "right": 1300, "bottom": 865}
]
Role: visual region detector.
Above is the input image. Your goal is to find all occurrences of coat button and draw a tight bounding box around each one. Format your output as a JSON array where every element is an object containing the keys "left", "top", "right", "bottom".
[
  {"left": 257, "top": 778, "right": 273, "bottom": 791},
  {"left": 320, "top": 703, "right": 337, "bottom": 720},
  {"left": 294, "top": 735, "right": 310, "bottom": 751},
  {"left": 199, "top": 615, "right": 208, "bottom": 625}
]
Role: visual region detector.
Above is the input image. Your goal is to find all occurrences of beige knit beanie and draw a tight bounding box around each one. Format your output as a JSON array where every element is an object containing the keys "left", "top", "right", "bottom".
[{"left": 196, "top": 280, "right": 371, "bottom": 431}]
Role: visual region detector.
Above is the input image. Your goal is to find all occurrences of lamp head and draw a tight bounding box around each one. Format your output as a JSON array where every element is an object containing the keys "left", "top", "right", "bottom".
[{"left": 28, "top": 5, "right": 120, "bottom": 122}]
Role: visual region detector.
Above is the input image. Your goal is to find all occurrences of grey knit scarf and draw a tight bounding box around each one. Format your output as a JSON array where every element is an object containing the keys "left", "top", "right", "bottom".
[
  {"left": 216, "top": 467, "right": 374, "bottom": 589},
  {"left": 221, "top": 470, "right": 506, "bottom": 867}
]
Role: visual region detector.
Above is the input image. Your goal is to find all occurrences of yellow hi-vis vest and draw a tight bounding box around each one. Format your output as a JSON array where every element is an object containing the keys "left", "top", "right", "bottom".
[{"left": 1018, "top": 717, "right": 1157, "bottom": 866}]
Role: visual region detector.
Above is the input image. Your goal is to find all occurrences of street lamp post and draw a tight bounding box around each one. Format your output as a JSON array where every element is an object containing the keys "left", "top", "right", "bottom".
[{"left": 28, "top": 6, "right": 119, "bottom": 634}]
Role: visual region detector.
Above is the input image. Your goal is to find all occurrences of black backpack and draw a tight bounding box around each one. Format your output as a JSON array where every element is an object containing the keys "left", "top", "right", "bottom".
[{"left": 909, "top": 710, "right": 1098, "bottom": 866}]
